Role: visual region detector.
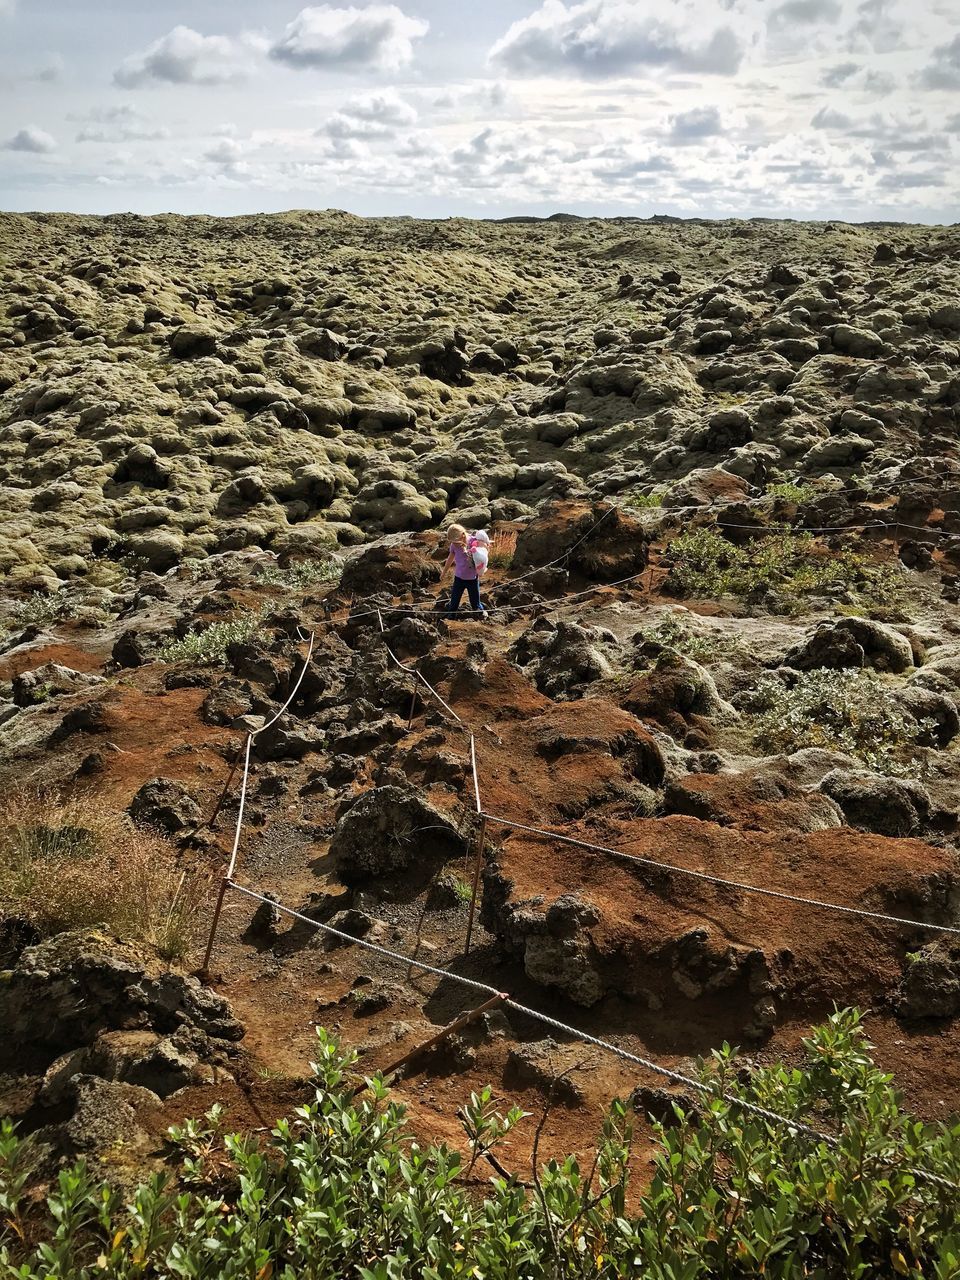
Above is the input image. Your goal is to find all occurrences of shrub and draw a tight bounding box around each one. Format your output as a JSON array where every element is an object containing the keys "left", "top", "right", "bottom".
[
  {"left": 665, "top": 526, "right": 902, "bottom": 613},
  {"left": 3, "top": 592, "right": 75, "bottom": 635},
  {"left": 622, "top": 488, "right": 665, "bottom": 510},
  {"left": 641, "top": 613, "right": 743, "bottom": 664},
  {"left": 0, "top": 790, "right": 207, "bottom": 960},
  {"left": 748, "top": 668, "right": 934, "bottom": 775},
  {"left": 2, "top": 1013, "right": 959, "bottom": 1278},
  {"left": 765, "top": 479, "right": 820, "bottom": 504},
  {"left": 258, "top": 557, "right": 343, "bottom": 591},
  {"left": 156, "top": 610, "right": 266, "bottom": 666}
]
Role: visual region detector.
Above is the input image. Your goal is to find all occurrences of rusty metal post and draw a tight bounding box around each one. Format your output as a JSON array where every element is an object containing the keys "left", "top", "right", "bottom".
[
  {"left": 205, "top": 744, "right": 243, "bottom": 828},
  {"left": 356, "top": 992, "right": 505, "bottom": 1093},
  {"left": 200, "top": 877, "right": 231, "bottom": 976},
  {"left": 464, "top": 816, "right": 488, "bottom": 956},
  {"left": 407, "top": 669, "right": 420, "bottom": 730}
]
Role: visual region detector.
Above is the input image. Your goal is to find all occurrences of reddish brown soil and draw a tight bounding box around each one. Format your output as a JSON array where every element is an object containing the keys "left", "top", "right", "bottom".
[
  {"left": 0, "top": 640, "right": 108, "bottom": 680},
  {"left": 4, "top": 554, "right": 959, "bottom": 1171}
]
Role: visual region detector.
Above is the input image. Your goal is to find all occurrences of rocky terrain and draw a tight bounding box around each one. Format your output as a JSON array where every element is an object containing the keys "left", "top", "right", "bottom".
[{"left": 1, "top": 210, "right": 960, "bottom": 1179}]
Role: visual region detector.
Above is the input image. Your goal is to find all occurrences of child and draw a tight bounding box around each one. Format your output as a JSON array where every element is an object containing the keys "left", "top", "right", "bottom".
[
  {"left": 441, "top": 523, "right": 485, "bottom": 619},
  {"left": 468, "top": 529, "right": 491, "bottom": 578}
]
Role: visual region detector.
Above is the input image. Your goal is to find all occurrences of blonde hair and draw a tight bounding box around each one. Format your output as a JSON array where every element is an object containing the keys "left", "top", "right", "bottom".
[{"left": 446, "top": 523, "right": 468, "bottom": 544}]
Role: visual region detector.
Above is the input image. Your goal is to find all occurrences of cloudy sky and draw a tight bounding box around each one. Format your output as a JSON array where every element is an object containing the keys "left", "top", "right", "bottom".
[{"left": 2, "top": 0, "right": 959, "bottom": 220}]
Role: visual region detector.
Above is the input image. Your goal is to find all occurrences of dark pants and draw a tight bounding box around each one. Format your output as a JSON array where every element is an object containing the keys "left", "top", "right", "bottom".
[{"left": 448, "top": 575, "right": 483, "bottom": 618}]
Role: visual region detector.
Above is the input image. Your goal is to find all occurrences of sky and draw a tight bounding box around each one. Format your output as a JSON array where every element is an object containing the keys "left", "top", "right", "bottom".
[{"left": 1, "top": 0, "right": 959, "bottom": 221}]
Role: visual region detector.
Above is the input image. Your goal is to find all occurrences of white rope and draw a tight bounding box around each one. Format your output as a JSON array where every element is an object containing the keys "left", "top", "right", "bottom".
[
  {"left": 482, "top": 813, "right": 960, "bottom": 939},
  {"left": 228, "top": 880, "right": 501, "bottom": 996},
  {"left": 377, "top": 609, "right": 466, "bottom": 726},
  {"left": 222, "top": 630, "right": 317, "bottom": 881},
  {"left": 223, "top": 881, "right": 958, "bottom": 1194},
  {"left": 470, "top": 734, "right": 482, "bottom": 815},
  {"left": 224, "top": 734, "right": 253, "bottom": 882},
  {"left": 255, "top": 629, "right": 317, "bottom": 736}
]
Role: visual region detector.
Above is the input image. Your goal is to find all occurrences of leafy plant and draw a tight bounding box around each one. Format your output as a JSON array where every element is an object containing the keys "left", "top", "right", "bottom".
[
  {"left": 3, "top": 592, "right": 75, "bottom": 634},
  {"left": 458, "top": 1086, "right": 528, "bottom": 1177},
  {"left": 748, "top": 668, "right": 934, "bottom": 775},
  {"left": 622, "top": 487, "right": 665, "bottom": 510},
  {"left": 665, "top": 525, "right": 902, "bottom": 614},
  {"left": 156, "top": 609, "right": 266, "bottom": 666},
  {"left": 0, "top": 789, "right": 207, "bottom": 959},
  {"left": 640, "top": 613, "right": 743, "bottom": 664},
  {"left": 3, "top": 1014, "right": 960, "bottom": 1278},
  {"left": 24, "top": 682, "right": 53, "bottom": 705},
  {"left": 258, "top": 557, "right": 343, "bottom": 591},
  {"left": 765, "top": 479, "right": 820, "bottom": 504}
]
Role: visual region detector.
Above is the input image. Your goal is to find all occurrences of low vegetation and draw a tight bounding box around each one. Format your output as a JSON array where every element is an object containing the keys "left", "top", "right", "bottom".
[
  {"left": 622, "top": 487, "right": 666, "bottom": 511},
  {"left": 2, "top": 592, "right": 75, "bottom": 635},
  {"left": 487, "top": 531, "right": 516, "bottom": 571},
  {"left": 664, "top": 526, "right": 902, "bottom": 613},
  {"left": 2, "top": 1013, "right": 959, "bottom": 1277},
  {"left": 156, "top": 610, "right": 266, "bottom": 667},
  {"left": 257, "top": 557, "right": 344, "bottom": 591},
  {"left": 0, "top": 790, "right": 206, "bottom": 961},
  {"left": 641, "top": 613, "right": 745, "bottom": 664},
  {"left": 749, "top": 669, "right": 934, "bottom": 775},
  {"left": 764, "top": 479, "right": 822, "bottom": 504}
]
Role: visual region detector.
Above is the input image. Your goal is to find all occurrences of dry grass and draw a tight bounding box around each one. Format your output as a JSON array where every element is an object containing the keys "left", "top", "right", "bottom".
[
  {"left": 0, "top": 789, "right": 209, "bottom": 961},
  {"left": 488, "top": 531, "right": 516, "bottom": 571}
]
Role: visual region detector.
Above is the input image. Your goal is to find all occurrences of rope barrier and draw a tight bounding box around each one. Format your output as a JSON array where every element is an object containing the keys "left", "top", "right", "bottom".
[
  {"left": 377, "top": 608, "right": 466, "bottom": 726},
  {"left": 196, "top": 511, "right": 960, "bottom": 1196},
  {"left": 481, "top": 813, "right": 960, "bottom": 940},
  {"left": 201, "top": 630, "right": 317, "bottom": 971},
  {"left": 470, "top": 734, "right": 482, "bottom": 816},
  {"left": 223, "top": 880, "right": 959, "bottom": 1195}
]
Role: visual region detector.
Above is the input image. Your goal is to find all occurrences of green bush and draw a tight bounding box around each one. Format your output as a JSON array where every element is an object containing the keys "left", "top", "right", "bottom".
[
  {"left": 3, "top": 1012, "right": 959, "bottom": 1278},
  {"left": 749, "top": 668, "right": 934, "bottom": 775},
  {"left": 258, "top": 557, "right": 343, "bottom": 591},
  {"left": 3, "top": 592, "right": 75, "bottom": 635},
  {"left": 641, "top": 614, "right": 744, "bottom": 664},
  {"left": 156, "top": 610, "right": 266, "bottom": 667},
  {"left": 622, "top": 488, "right": 665, "bottom": 511},
  {"left": 765, "top": 480, "right": 820, "bottom": 504},
  {"left": 665, "top": 526, "right": 902, "bottom": 613}
]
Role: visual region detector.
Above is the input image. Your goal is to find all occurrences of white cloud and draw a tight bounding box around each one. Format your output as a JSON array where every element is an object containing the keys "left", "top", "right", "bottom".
[
  {"left": 768, "top": 0, "right": 841, "bottom": 29},
  {"left": 322, "top": 90, "right": 417, "bottom": 139},
  {"left": 0, "top": 0, "right": 16, "bottom": 16},
  {"left": 488, "top": 0, "right": 745, "bottom": 78},
  {"left": 269, "top": 5, "right": 429, "bottom": 71},
  {"left": 863, "top": 68, "right": 896, "bottom": 93},
  {"left": 30, "top": 54, "right": 64, "bottom": 83},
  {"left": 419, "top": 81, "right": 511, "bottom": 115},
  {"left": 845, "top": 0, "right": 906, "bottom": 53},
  {"left": 4, "top": 126, "right": 56, "bottom": 153},
  {"left": 820, "top": 60, "right": 859, "bottom": 86},
  {"left": 114, "top": 25, "right": 255, "bottom": 87},
  {"left": 915, "top": 33, "right": 960, "bottom": 89},
  {"left": 73, "top": 104, "right": 169, "bottom": 142},
  {"left": 668, "top": 105, "right": 725, "bottom": 141},
  {"left": 812, "top": 105, "right": 854, "bottom": 128}
]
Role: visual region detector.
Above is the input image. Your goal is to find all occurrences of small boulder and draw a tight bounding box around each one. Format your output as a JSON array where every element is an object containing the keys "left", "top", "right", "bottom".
[
  {"left": 128, "top": 778, "right": 202, "bottom": 834},
  {"left": 819, "top": 768, "right": 930, "bottom": 837},
  {"left": 329, "top": 785, "right": 467, "bottom": 884},
  {"left": 12, "top": 662, "right": 104, "bottom": 708},
  {"left": 169, "top": 326, "right": 218, "bottom": 358},
  {"left": 784, "top": 618, "right": 914, "bottom": 674},
  {"left": 895, "top": 942, "right": 960, "bottom": 1020}
]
